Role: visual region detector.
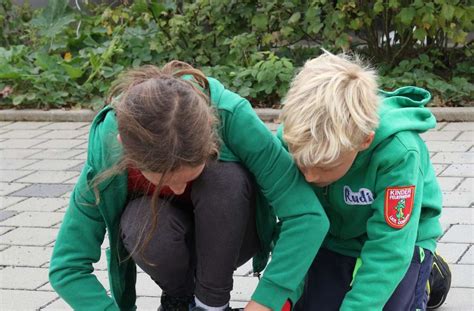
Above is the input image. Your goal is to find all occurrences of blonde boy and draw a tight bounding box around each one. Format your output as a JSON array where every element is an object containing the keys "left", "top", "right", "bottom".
[{"left": 279, "top": 52, "right": 443, "bottom": 310}]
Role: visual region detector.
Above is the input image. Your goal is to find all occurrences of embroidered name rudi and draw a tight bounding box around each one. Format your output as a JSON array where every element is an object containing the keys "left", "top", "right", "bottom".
[{"left": 344, "top": 186, "right": 374, "bottom": 205}]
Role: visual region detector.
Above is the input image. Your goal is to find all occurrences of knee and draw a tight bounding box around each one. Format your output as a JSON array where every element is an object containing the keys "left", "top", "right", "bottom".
[{"left": 192, "top": 162, "right": 255, "bottom": 202}]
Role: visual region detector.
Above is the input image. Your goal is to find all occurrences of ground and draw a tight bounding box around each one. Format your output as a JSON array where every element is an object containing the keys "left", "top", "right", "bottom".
[{"left": 0, "top": 121, "right": 472, "bottom": 310}]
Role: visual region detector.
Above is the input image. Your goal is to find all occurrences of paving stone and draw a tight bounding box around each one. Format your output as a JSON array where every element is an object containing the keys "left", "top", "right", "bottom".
[
  {"left": 0, "top": 246, "right": 53, "bottom": 267},
  {"left": 436, "top": 243, "right": 470, "bottom": 263},
  {"left": 32, "top": 139, "right": 86, "bottom": 149},
  {"left": 0, "top": 182, "right": 28, "bottom": 196},
  {"left": 0, "top": 122, "right": 13, "bottom": 128},
  {"left": 41, "top": 297, "right": 71, "bottom": 310},
  {"left": 441, "top": 223, "right": 451, "bottom": 234},
  {"left": 459, "top": 246, "right": 474, "bottom": 264},
  {"left": 0, "top": 210, "right": 18, "bottom": 222},
  {"left": 0, "top": 289, "right": 56, "bottom": 310},
  {"left": 440, "top": 225, "right": 474, "bottom": 243},
  {"left": 442, "top": 122, "right": 474, "bottom": 131},
  {"left": 420, "top": 131, "right": 460, "bottom": 141},
  {"left": 26, "top": 148, "right": 84, "bottom": 160},
  {"left": 450, "top": 264, "right": 474, "bottom": 288},
  {"left": 136, "top": 297, "right": 160, "bottom": 309},
  {"left": 431, "top": 152, "right": 474, "bottom": 164},
  {"left": 0, "top": 159, "right": 38, "bottom": 170},
  {"left": 434, "top": 122, "right": 447, "bottom": 131},
  {"left": 433, "top": 164, "right": 449, "bottom": 176},
  {"left": 438, "top": 287, "right": 474, "bottom": 310},
  {"left": 440, "top": 208, "right": 474, "bottom": 225},
  {"left": 457, "top": 178, "right": 474, "bottom": 192},
  {"left": 39, "top": 270, "right": 109, "bottom": 292},
  {"left": 136, "top": 272, "right": 162, "bottom": 297},
  {"left": 442, "top": 191, "right": 473, "bottom": 207},
  {"left": 5, "top": 197, "right": 69, "bottom": 212},
  {"left": 0, "top": 245, "right": 9, "bottom": 251},
  {"left": 63, "top": 175, "right": 80, "bottom": 184},
  {"left": 1, "top": 122, "right": 50, "bottom": 130},
  {"left": 0, "top": 227, "right": 57, "bottom": 246},
  {"left": 0, "top": 138, "right": 47, "bottom": 149},
  {"left": 0, "top": 129, "right": 49, "bottom": 139},
  {"left": 74, "top": 152, "right": 87, "bottom": 160},
  {"left": 0, "top": 267, "right": 49, "bottom": 289},
  {"left": 456, "top": 131, "right": 474, "bottom": 141},
  {"left": 40, "top": 122, "right": 90, "bottom": 130},
  {"left": 66, "top": 163, "right": 84, "bottom": 172},
  {"left": 73, "top": 141, "right": 88, "bottom": 149},
  {"left": 0, "top": 170, "right": 34, "bottom": 182},
  {"left": 437, "top": 177, "right": 463, "bottom": 191},
  {"left": 425, "top": 141, "right": 473, "bottom": 152},
  {"left": 16, "top": 171, "right": 79, "bottom": 184},
  {"left": 0, "top": 227, "right": 14, "bottom": 236},
  {"left": 441, "top": 164, "right": 474, "bottom": 177},
  {"left": 0, "top": 148, "right": 42, "bottom": 159},
  {"left": 36, "top": 130, "right": 86, "bottom": 139},
  {"left": 10, "top": 183, "right": 74, "bottom": 198},
  {"left": 231, "top": 276, "right": 258, "bottom": 301},
  {"left": 22, "top": 159, "right": 84, "bottom": 171},
  {"left": 0, "top": 196, "right": 26, "bottom": 209},
  {"left": 235, "top": 259, "right": 253, "bottom": 276},
  {"left": 1, "top": 212, "right": 64, "bottom": 227}
]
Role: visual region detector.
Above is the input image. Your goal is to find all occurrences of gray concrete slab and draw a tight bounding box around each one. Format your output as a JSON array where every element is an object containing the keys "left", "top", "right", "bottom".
[{"left": 0, "top": 120, "right": 472, "bottom": 310}]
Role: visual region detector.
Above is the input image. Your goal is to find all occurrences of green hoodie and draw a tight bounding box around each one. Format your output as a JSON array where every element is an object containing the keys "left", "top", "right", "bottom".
[
  {"left": 49, "top": 77, "right": 329, "bottom": 311},
  {"left": 278, "top": 86, "right": 442, "bottom": 310}
]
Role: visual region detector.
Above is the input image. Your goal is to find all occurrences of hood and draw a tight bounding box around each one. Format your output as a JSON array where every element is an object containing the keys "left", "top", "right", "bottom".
[{"left": 371, "top": 86, "right": 436, "bottom": 148}]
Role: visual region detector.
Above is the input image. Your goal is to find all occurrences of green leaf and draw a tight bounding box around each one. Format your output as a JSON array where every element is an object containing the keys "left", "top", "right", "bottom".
[
  {"left": 288, "top": 12, "right": 301, "bottom": 25},
  {"left": 441, "top": 4, "right": 455, "bottom": 21},
  {"left": 61, "top": 63, "right": 84, "bottom": 79},
  {"left": 13, "top": 95, "right": 26, "bottom": 106},
  {"left": 399, "top": 7, "right": 416, "bottom": 25},
  {"left": 252, "top": 14, "right": 268, "bottom": 30},
  {"left": 413, "top": 28, "right": 426, "bottom": 41},
  {"left": 374, "top": 1, "right": 384, "bottom": 14}
]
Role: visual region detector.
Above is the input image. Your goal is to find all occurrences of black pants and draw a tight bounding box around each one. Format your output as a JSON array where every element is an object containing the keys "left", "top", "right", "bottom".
[
  {"left": 294, "top": 247, "right": 433, "bottom": 311},
  {"left": 120, "top": 161, "right": 261, "bottom": 307}
]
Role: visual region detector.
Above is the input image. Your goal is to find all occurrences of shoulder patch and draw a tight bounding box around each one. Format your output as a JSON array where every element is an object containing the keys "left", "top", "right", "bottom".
[{"left": 384, "top": 186, "right": 415, "bottom": 229}]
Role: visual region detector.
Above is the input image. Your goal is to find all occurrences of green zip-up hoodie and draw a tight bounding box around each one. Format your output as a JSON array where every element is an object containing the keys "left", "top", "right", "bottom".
[
  {"left": 278, "top": 86, "right": 442, "bottom": 310},
  {"left": 49, "top": 77, "right": 329, "bottom": 311}
]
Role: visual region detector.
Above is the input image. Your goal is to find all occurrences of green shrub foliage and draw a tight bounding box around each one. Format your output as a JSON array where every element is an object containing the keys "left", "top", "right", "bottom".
[{"left": 0, "top": 0, "right": 472, "bottom": 108}]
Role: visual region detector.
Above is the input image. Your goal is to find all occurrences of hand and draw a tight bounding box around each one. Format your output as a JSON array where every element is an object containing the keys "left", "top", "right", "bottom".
[{"left": 244, "top": 300, "right": 272, "bottom": 311}]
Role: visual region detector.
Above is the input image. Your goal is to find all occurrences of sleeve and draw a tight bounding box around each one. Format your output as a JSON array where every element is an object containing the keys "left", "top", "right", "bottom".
[
  {"left": 49, "top": 164, "right": 119, "bottom": 311},
  {"left": 340, "top": 149, "right": 423, "bottom": 310},
  {"left": 225, "top": 103, "right": 329, "bottom": 310}
]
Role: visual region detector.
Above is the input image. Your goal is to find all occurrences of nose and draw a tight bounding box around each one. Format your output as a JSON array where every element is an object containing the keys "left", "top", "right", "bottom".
[
  {"left": 168, "top": 183, "right": 187, "bottom": 195},
  {"left": 302, "top": 169, "right": 319, "bottom": 184}
]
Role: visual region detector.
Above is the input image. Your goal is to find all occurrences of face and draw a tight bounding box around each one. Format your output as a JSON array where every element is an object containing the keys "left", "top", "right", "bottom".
[
  {"left": 298, "top": 150, "right": 358, "bottom": 187},
  {"left": 141, "top": 164, "right": 205, "bottom": 195},
  {"left": 297, "top": 132, "right": 375, "bottom": 188}
]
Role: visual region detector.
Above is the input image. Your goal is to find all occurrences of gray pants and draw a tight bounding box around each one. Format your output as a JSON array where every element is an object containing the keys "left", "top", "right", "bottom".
[{"left": 120, "top": 161, "right": 260, "bottom": 307}]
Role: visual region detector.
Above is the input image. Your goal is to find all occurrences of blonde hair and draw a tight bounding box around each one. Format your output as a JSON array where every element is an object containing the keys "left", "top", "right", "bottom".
[{"left": 280, "top": 51, "right": 380, "bottom": 167}]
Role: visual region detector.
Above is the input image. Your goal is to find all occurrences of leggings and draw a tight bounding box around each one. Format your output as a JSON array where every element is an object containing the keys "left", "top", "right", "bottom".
[{"left": 120, "top": 161, "right": 261, "bottom": 307}]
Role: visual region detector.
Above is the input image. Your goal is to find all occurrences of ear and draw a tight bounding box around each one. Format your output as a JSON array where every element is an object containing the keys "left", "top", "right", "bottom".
[
  {"left": 360, "top": 131, "right": 375, "bottom": 151},
  {"left": 117, "top": 134, "right": 122, "bottom": 144}
]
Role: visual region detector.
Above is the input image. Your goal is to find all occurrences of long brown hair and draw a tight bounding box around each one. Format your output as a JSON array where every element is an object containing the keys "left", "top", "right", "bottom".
[{"left": 95, "top": 61, "right": 219, "bottom": 262}]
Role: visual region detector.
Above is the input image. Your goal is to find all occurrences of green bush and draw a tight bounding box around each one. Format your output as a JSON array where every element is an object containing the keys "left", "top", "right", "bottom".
[{"left": 0, "top": 0, "right": 472, "bottom": 109}]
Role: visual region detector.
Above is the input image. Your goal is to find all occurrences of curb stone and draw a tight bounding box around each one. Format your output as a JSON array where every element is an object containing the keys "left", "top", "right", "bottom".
[{"left": 0, "top": 107, "right": 473, "bottom": 122}]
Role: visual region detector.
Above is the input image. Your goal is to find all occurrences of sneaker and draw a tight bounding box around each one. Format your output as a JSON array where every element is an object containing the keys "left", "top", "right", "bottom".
[
  {"left": 157, "top": 292, "right": 194, "bottom": 311},
  {"left": 427, "top": 252, "right": 452, "bottom": 309}
]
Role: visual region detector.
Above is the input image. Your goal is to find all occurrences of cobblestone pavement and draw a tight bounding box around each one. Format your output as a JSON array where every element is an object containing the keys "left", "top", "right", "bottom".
[{"left": 0, "top": 121, "right": 472, "bottom": 310}]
